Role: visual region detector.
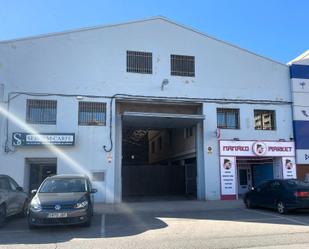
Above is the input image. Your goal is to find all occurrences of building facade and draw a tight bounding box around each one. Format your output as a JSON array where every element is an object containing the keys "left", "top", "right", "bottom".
[
  {"left": 0, "top": 17, "right": 295, "bottom": 203},
  {"left": 290, "top": 51, "right": 309, "bottom": 180}
]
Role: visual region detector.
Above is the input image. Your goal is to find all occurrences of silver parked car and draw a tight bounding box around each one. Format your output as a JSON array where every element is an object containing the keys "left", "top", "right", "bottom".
[{"left": 0, "top": 175, "right": 29, "bottom": 227}]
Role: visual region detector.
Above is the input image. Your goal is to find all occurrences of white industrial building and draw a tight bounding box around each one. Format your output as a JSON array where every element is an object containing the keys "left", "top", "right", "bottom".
[{"left": 0, "top": 17, "right": 296, "bottom": 203}]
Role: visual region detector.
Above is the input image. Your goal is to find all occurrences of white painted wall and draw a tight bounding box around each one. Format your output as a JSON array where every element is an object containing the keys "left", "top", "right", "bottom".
[{"left": 0, "top": 17, "right": 293, "bottom": 202}]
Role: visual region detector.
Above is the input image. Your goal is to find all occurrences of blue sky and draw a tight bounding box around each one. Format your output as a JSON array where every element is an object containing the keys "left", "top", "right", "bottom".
[{"left": 0, "top": 0, "right": 308, "bottom": 63}]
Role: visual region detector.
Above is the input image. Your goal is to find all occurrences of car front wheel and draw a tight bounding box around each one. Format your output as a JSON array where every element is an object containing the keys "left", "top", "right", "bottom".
[{"left": 277, "top": 201, "right": 288, "bottom": 214}]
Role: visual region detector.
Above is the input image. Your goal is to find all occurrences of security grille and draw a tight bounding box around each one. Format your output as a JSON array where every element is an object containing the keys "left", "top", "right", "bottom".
[
  {"left": 217, "top": 108, "right": 240, "bottom": 129},
  {"left": 254, "top": 110, "right": 276, "bottom": 130},
  {"left": 92, "top": 171, "right": 105, "bottom": 181},
  {"left": 78, "top": 102, "right": 106, "bottom": 126},
  {"left": 171, "top": 54, "right": 195, "bottom": 77},
  {"left": 127, "top": 50, "right": 152, "bottom": 74},
  {"left": 26, "top": 99, "right": 57, "bottom": 124}
]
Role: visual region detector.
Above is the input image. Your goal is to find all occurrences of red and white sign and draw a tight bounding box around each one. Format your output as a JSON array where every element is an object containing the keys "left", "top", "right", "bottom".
[
  {"left": 282, "top": 157, "right": 297, "bottom": 179},
  {"left": 220, "top": 140, "right": 295, "bottom": 157},
  {"left": 220, "top": 157, "right": 236, "bottom": 196}
]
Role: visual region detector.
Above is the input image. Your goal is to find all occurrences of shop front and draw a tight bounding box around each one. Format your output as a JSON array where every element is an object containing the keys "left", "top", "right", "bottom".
[{"left": 219, "top": 140, "right": 296, "bottom": 200}]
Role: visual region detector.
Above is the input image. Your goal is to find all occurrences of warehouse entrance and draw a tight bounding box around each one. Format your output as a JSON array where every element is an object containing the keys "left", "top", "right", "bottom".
[{"left": 115, "top": 101, "right": 205, "bottom": 202}]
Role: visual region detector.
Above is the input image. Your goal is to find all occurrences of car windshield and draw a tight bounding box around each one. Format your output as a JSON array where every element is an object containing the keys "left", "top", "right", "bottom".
[
  {"left": 39, "top": 178, "right": 87, "bottom": 193},
  {"left": 285, "top": 180, "right": 309, "bottom": 188}
]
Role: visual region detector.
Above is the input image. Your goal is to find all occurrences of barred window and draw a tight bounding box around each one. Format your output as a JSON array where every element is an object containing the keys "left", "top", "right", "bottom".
[
  {"left": 171, "top": 54, "right": 195, "bottom": 77},
  {"left": 127, "top": 50, "right": 152, "bottom": 74},
  {"left": 217, "top": 108, "right": 240, "bottom": 129},
  {"left": 26, "top": 99, "right": 57, "bottom": 124},
  {"left": 254, "top": 110, "right": 276, "bottom": 130},
  {"left": 78, "top": 102, "right": 106, "bottom": 126}
]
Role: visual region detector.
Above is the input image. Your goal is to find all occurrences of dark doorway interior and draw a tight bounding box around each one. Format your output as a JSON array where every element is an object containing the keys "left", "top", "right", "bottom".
[
  {"left": 29, "top": 163, "right": 57, "bottom": 191},
  {"left": 122, "top": 127, "right": 197, "bottom": 201}
]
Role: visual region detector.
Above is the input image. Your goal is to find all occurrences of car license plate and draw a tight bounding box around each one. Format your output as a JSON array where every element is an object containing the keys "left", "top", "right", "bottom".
[{"left": 47, "top": 212, "right": 68, "bottom": 218}]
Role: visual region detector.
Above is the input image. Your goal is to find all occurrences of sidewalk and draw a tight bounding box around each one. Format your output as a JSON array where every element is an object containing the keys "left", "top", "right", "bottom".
[{"left": 94, "top": 199, "right": 244, "bottom": 215}]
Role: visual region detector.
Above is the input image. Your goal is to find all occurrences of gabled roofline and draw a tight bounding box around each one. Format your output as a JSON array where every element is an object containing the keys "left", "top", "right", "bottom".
[
  {"left": 0, "top": 16, "right": 287, "bottom": 67},
  {"left": 288, "top": 50, "right": 309, "bottom": 65}
]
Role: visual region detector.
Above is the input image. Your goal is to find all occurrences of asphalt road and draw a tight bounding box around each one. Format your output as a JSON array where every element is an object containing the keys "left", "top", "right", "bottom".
[{"left": 2, "top": 203, "right": 309, "bottom": 249}]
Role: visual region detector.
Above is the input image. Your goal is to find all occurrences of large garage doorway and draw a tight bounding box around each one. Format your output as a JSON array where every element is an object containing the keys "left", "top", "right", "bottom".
[{"left": 116, "top": 102, "right": 205, "bottom": 202}]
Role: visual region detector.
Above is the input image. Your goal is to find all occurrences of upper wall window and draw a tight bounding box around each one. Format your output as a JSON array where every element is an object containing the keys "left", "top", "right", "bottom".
[
  {"left": 254, "top": 110, "right": 276, "bottom": 130},
  {"left": 171, "top": 54, "right": 195, "bottom": 77},
  {"left": 217, "top": 108, "right": 240, "bottom": 129},
  {"left": 26, "top": 99, "right": 57, "bottom": 125},
  {"left": 126, "top": 50, "right": 152, "bottom": 74},
  {"left": 78, "top": 102, "right": 106, "bottom": 126}
]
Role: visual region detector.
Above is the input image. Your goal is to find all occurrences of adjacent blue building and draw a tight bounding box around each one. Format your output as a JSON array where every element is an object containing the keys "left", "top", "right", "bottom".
[{"left": 290, "top": 51, "right": 309, "bottom": 179}]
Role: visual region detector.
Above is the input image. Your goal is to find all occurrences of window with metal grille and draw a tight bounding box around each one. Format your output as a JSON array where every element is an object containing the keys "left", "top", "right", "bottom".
[
  {"left": 78, "top": 102, "right": 106, "bottom": 126},
  {"left": 26, "top": 99, "right": 57, "bottom": 124},
  {"left": 171, "top": 54, "right": 195, "bottom": 77},
  {"left": 217, "top": 108, "right": 240, "bottom": 129},
  {"left": 126, "top": 50, "right": 152, "bottom": 74},
  {"left": 254, "top": 110, "right": 276, "bottom": 130}
]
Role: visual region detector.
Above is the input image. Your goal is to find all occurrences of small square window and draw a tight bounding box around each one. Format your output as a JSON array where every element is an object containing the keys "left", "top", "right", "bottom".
[
  {"left": 26, "top": 99, "right": 57, "bottom": 124},
  {"left": 78, "top": 102, "right": 106, "bottom": 126},
  {"left": 217, "top": 108, "right": 240, "bottom": 129},
  {"left": 171, "top": 54, "right": 195, "bottom": 77},
  {"left": 254, "top": 110, "right": 276, "bottom": 130},
  {"left": 127, "top": 50, "right": 152, "bottom": 74}
]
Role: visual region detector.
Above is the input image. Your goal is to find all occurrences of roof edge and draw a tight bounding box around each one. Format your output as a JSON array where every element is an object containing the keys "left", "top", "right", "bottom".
[{"left": 288, "top": 50, "right": 309, "bottom": 65}]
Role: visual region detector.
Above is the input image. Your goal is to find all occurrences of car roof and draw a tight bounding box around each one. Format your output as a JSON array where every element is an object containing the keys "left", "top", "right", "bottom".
[{"left": 48, "top": 174, "right": 89, "bottom": 179}]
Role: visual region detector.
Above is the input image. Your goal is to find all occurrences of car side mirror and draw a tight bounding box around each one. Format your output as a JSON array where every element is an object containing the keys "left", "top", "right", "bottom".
[
  {"left": 90, "top": 188, "right": 97, "bottom": 194},
  {"left": 31, "top": 189, "right": 37, "bottom": 195},
  {"left": 16, "top": 186, "right": 24, "bottom": 192}
]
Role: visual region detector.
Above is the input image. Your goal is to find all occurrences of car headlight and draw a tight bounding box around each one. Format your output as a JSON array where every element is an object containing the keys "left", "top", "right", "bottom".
[
  {"left": 74, "top": 200, "right": 88, "bottom": 209},
  {"left": 30, "top": 198, "right": 42, "bottom": 212}
]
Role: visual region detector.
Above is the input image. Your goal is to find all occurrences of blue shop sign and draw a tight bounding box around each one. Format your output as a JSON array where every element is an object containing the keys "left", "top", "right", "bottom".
[{"left": 12, "top": 133, "right": 75, "bottom": 146}]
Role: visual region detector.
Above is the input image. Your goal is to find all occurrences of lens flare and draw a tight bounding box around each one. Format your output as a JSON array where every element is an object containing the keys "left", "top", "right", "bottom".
[{"left": 0, "top": 104, "right": 152, "bottom": 228}]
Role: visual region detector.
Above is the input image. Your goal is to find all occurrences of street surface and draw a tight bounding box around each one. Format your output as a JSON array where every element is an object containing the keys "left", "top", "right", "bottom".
[{"left": 1, "top": 200, "right": 309, "bottom": 249}]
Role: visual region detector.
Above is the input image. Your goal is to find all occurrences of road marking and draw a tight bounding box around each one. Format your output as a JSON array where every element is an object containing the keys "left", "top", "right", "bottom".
[
  {"left": 243, "top": 208, "right": 309, "bottom": 226},
  {"left": 100, "top": 214, "right": 106, "bottom": 237}
]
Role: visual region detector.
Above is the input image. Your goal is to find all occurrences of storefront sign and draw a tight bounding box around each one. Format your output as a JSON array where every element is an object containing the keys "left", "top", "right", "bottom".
[
  {"left": 220, "top": 157, "right": 236, "bottom": 196},
  {"left": 12, "top": 133, "right": 75, "bottom": 146},
  {"left": 220, "top": 140, "right": 295, "bottom": 157},
  {"left": 282, "top": 157, "right": 297, "bottom": 179}
]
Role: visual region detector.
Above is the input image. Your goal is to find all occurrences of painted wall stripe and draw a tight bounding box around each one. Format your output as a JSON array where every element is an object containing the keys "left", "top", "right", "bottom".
[
  {"left": 293, "top": 121, "right": 309, "bottom": 149},
  {"left": 290, "top": 64, "right": 309, "bottom": 79}
]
